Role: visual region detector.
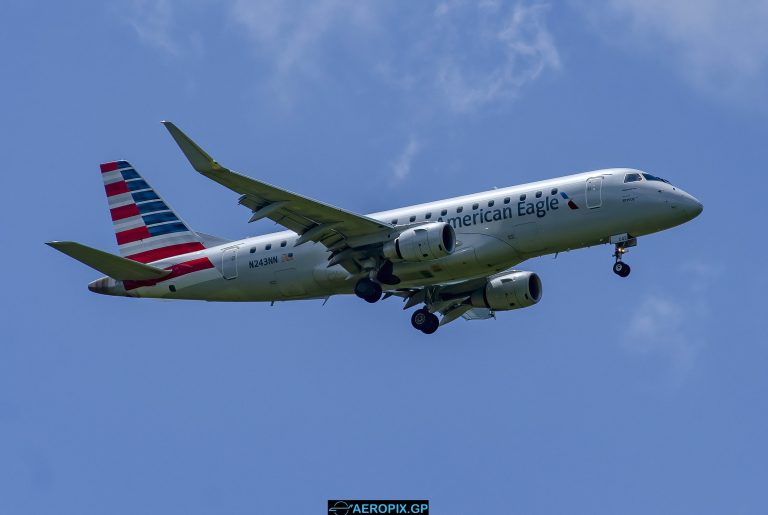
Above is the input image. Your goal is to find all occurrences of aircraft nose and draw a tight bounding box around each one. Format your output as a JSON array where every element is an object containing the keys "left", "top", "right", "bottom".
[
  {"left": 683, "top": 193, "right": 703, "bottom": 218},
  {"left": 673, "top": 191, "right": 703, "bottom": 221}
]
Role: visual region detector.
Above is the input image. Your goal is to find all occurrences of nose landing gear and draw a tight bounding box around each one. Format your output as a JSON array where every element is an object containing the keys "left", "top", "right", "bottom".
[
  {"left": 609, "top": 234, "right": 636, "bottom": 278},
  {"left": 612, "top": 242, "right": 632, "bottom": 277}
]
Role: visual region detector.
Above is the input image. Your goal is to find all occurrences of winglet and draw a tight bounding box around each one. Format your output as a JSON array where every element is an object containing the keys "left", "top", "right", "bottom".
[
  {"left": 46, "top": 241, "right": 171, "bottom": 280},
  {"left": 161, "top": 121, "right": 222, "bottom": 174}
]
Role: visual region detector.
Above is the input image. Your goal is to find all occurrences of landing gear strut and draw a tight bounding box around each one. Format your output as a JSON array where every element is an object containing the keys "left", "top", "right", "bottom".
[
  {"left": 612, "top": 243, "right": 631, "bottom": 278},
  {"left": 411, "top": 308, "right": 439, "bottom": 334},
  {"left": 354, "top": 277, "right": 382, "bottom": 303}
]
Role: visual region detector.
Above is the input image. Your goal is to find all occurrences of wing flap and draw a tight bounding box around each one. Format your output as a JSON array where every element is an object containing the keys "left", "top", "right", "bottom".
[{"left": 46, "top": 241, "right": 171, "bottom": 280}]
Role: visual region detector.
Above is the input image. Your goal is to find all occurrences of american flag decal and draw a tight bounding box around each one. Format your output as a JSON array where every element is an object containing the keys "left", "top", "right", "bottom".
[{"left": 281, "top": 253, "right": 294, "bottom": 262}]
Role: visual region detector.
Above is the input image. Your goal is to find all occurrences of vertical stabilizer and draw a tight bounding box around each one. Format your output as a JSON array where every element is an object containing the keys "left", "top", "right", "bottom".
[{"left": 100, "top": 160, "right": 205, "bottom": 263}]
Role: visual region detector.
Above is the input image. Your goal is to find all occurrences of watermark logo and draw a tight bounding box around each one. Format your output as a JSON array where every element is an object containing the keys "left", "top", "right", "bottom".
[{"left": 328, "top": 500, "right": 429, "bottom": 514}]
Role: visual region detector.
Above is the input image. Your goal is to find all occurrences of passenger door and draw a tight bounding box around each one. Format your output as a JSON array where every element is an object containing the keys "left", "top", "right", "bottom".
[
  {"left": 586, "top": 177, "right": 603, "bottom": 209},
  {"left": 221, "top": 247, "right": 238, "bottom": 280}
]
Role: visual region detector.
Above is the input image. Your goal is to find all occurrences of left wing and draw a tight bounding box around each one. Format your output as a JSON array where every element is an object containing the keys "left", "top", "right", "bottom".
[
  {"left": 162, "top": 122, "right": 391, "bottom": 261},
  {"left": 46, "top": 241, "right": 171, "bottom": 280}
]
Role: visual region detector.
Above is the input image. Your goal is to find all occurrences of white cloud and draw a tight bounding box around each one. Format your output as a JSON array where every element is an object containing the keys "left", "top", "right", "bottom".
[
  {"left": 230, "top": 1, "right": 560, "bottom": 113},
  {"left": 622, "top": 260, "right": 720, "bottom": 380},
  {"left": 626, "top": 296, "right": 698, "bottom": 374},
  {"left": 578, "top": 0, "right": 768, "bottom": 103},
  {"left": 125, "top": 0, "right": 179, "bottom": 55},
  {"left": 432, "top": 2, "right": 561, "bottom": 112},
  {"left": 391, "top": 138, "right": 421, "bottom": 182},
  {"left": 230, "top": 0, "right": 377, "bottom": 76}
]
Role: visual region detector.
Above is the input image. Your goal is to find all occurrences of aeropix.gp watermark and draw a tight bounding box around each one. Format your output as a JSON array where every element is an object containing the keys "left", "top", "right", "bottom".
[{"left": 328, "top": 500, "right": 429, "bottom": 514}]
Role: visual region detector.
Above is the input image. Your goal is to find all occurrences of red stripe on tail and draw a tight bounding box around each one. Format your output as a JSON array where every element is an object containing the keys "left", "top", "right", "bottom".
[
  {"left": 100, "top": 162, "right": 120, "bottom": 173},
  {"left": 126, "top": 242, "right": 206, "bottom": 263},
  {"left": 110, "top": 204, "right": 140, "bottom": 221},
  {"left": 116, "top": 226, "right": 151, "bottom": 245},
  {"left": 105, "top": 181, "right": 129, "bottom": 197}
]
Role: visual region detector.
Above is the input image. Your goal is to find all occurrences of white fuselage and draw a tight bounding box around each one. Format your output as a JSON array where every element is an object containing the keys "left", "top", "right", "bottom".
[{"left": 90, "top": 168, "right": 702, "bottom": 301}]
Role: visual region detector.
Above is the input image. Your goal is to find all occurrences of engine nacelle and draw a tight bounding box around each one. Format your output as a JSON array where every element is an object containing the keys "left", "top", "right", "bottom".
[
  {"left": 383, "top": 222, "right": 456, "bottom": 262},
  {"left": 469, "top": 271, "right": 542, "bottom": 311}
]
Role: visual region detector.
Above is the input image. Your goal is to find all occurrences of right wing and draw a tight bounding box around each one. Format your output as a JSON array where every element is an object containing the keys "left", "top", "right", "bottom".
[{"left": 162, "top": 122, "right": 392, "bottom": 261}]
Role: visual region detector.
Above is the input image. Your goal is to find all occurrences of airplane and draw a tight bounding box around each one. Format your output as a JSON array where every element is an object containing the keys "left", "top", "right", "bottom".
[{"left": 47, "top": 122, "right": 703, "bottom": 334}]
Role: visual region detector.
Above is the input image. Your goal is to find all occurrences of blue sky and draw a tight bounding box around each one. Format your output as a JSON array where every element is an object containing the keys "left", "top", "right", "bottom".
[{"left": 2, "top": 1, "right": 768, "bottom": 513}]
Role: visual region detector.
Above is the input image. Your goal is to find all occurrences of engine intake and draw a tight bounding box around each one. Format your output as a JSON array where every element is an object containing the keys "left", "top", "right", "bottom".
[
  {"left": 383, "top": 222, "right": 456, "bottom": 262},
  {"left": 470, "top": 271, "right": 542, "bottom": 311}
]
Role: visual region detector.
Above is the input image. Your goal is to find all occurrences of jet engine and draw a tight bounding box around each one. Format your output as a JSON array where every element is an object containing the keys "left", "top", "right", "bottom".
[
  {"left": 469, "top": 271, "right": 542, "bottom": 311},
  {"left": 383, "top": 222, "right": 456, "bottom": 262}
]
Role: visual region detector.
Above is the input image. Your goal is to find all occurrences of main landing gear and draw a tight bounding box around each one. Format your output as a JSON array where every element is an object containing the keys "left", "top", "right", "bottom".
[
  {"left": 354, "top": 277, "right": 441, "bottom": 334},
  {"left": 354, "top": 277, "right": 383, "bottom": 303},
  {"left": 411, "top": 308, "right": 439, "bottom": 334}
]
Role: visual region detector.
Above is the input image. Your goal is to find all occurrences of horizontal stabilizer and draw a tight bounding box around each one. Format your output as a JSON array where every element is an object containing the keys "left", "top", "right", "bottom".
[{"left": 46, "top": 241, "right": 171, "bottom": 280}]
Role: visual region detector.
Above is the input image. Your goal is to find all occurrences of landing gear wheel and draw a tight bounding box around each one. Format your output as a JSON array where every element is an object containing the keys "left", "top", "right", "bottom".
[
  {"left": 354, "top": 278, "right": 383, "bottom": 303},
  {"left": 612, "top": 241, "right": 632, "bottom": 278},
  {"left": 411, "top": 308, "right": 439, "bottom": 334},
  {"left": 612, "top": 261, "right": 631, "bottom": 277}
]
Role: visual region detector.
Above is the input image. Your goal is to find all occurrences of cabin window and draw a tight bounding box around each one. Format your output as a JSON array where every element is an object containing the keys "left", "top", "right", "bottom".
[
  {"left": 409, "top": 215, "right": 416, "bottom": 222},
  {"left": 425, "top": 212, "right": 432, "bottom": 219},
  {"left": 624, "top": 173, "right": 642, "bottom": 183},
  {"left": 457, "top": 206, "right": 463, "bottom": 213},
  {"left": 441, "top": 209, "right": 447, "bottom": 216},
  {"left": 265, "top": 244, "right": 272, "bottom": 250},
  {"left": 535, "top": 191, "right": 542, "bottom": 198},
  {"left": 391, "top": 219, "right": 398, "bottom": 225},
  {"left": 551, "top": 188, "right": 558, "bottom": 195},
  {"left": 503, "top": 197, "right": 510, "bottom": 204},
  {"left": 250, "top": 247, "right": 257, "bottom": 254},
  {"left": 519, "top": 194, "right": 526, "bottom": 201},
  {"left": 280, "top": 241, "right": 287, "bottom": 247},
  {"left": 472, "top": 203, "right": 479, "bottom": 210},
  {"left": 488, "top": 200, "right": 494, "bottom": 207}
]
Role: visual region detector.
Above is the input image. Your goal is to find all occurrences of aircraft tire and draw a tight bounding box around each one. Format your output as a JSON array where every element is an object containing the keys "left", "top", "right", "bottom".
[
  {"left": 355, "top": 277, "right": 383, "bottom": 303},
  {"left": 411, "top": 309, "right": 439, "bottom": 334},
  {"left": 613, "top": 262, "right": 631, "bottom": 277},
  {"left": 421, "top": 313, "right": 439, "bottom": 334}
]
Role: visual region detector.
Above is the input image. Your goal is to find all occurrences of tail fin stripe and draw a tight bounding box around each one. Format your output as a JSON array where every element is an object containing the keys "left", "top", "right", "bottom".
[
  {"left": 114, "top": 218, "right": 145, "bottom": 233},
  {"left": 126, "top": 242, "right": 206, "bottom": 263},
  {"left": 126, "top": 180, "right": 150, "bottom": 191},
  {"left": 116, "top": 226, "right": 151, "bottom": 245},
  {"left": 132, "top": 190, "right": 160, "bottom": 203},
  {"left": 100, "top": 162, "right": 120, "bottom": 173},
  {"left": 110, "top": 204, "right": 140, "bottom": 221},
  {"left": 120, "top": 169, "right": 141, "bottom": 180},
  {"left": 102, "top": 171, "right": 124, "bottom": 184},
  {"left": 105, "top": 181, "right": 129, "bottom": 197},
  {"left": 118, "top": 232, "right": 198, "bottom": 252},
  {"left": 136, "top": 200, "right": 169, "bottom": 214},
  {"left": 147, "top": 222, "right": 188, "bottom": 237},
  {"left": 142, "top": 212, "right": 178, "bottom": 225}
]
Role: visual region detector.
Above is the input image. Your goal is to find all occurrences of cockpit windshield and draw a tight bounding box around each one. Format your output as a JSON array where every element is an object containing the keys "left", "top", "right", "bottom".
[
  {"left": 641, "top": 173, "right": 670, "bottom": 184},
  {"left": 624, "top": 173, "right": 642, "bottom": 183}
]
